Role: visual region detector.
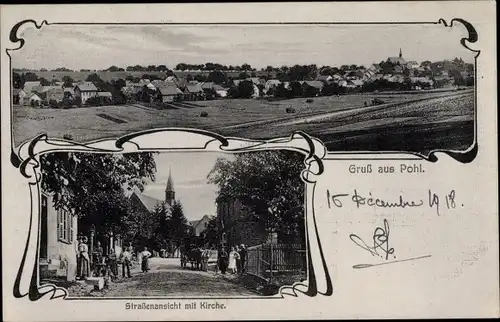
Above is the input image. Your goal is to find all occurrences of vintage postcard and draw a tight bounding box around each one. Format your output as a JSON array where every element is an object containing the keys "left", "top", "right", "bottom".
[{"left": 1, "top": 2, "right": 498, "bottom": 321}]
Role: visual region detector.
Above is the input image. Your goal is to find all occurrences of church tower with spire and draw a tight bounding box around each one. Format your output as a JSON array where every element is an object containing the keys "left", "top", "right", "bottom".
[
  {"left": 399, "top": 48, "right": 403, "bottom": 58},
  {"left": 165, "top": 168, "right": 175, "bottom": 206}
]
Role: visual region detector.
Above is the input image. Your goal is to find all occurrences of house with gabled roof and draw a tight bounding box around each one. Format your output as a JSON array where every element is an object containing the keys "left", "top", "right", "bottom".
[
  {"left": 23, "top": 80, "right": 42, "bottom": 94},
  {"left": 74, "top": 82, "right": 98, "bottom": 104},
  {"left": 156, "top": 83, "right": 183, "bottom": 103},
  {"left": 13, "top": 88, "right": 27, "bottom": 105},
  {"left": 184, "top": 82, "right": 205, "bottom": 101},
  {"left": 189, "top": 215, "right": 211, "bottom": 237}
]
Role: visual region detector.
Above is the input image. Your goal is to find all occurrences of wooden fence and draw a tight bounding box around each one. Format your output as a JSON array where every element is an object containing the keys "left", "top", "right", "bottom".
[{"left": 246, "top": 243, "right": 306, "bottom": 279}]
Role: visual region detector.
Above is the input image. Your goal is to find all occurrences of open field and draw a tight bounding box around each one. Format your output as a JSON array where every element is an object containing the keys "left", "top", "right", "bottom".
[{"left": 12, "top": 90, "right": 474, "bottom": 154}]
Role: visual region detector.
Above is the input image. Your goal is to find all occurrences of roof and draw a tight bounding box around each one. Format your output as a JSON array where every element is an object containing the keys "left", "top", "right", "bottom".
[
  {"left": 63, "top": 87, "right": 75, "bottom": 95},
  {"left": 39, "top": 86, "right": 60, "bottom": 93},
  {"left": 158, "top": 84, "right": 183, "bottom": 96},
  {"left": 23, "top": 81, "right": 41, "bottom": 92},
  {"left": 316, "top": 75, "right": 332, "bottom": 81},
  {"left": 13, "top": 88, "right": 26, "bottom": 95},
  {"left": 302, "top": 80, "right": 324, "bottom": 89},
  {"left": 266, "top": 79, "right": 281, "bottom": 86},
  {"left": 46, "top": 88, "right": 65, "bottom": 97},
  {"left": 29, "top": 93, "right": 42, "bottom": 100},
  {"left": 189, "top": 215, "right": 211, "bottom": 230},
  {"left": 201, "top": 82, "right": 215, "bottom": 89},
  {"left": 76, "top": 82, "right": 98, "bottom": 92},
  {"left": 213, "top": 85, "right": 227, "bottom": 91},
  {"left": 166, "top": 169, "right": 174, "bottom": 192},
  {"left": 387, "top": 57, "right": 407, "bottom": 65},
  {"left": 151, "top": 80, "right": 165, "bottom": 87},
  {"left": 185, "top": 83, "right": 203, "bottom": 93},
  {"left": 97, "top": 91, "right": 113, "bottom": 97},
  {"left": 131, "top": 191, "right": 165, "bottom": 213}
]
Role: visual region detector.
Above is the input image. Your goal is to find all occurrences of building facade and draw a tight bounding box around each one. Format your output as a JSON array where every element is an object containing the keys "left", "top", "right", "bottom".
[
  {"left": 74, "top": 82, "right": 98, "bottom": 104},
  {"left": 216, "top": 198, "right": 270, "bottom": 249},
  {"left": 39, "top": 193, "right": 78, "bottom": 281}
]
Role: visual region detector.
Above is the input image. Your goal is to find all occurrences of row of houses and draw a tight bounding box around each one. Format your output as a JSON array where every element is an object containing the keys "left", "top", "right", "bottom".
[{"left": 13, "top": 80, "right": 113, "bottom": 106}]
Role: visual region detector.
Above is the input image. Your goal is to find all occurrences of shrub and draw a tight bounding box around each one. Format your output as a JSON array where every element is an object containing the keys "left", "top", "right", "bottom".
[
  {"left": 200, "top": 111, "right": 208, "bottom": 117},
  {"left": 306, "top": 99, "right": 314, "bottom": 103},
  {"left": 63, "top": 134, "right": 74, "bottom": 141},
  {"left": 286, "top": 107, "right": 296, "bottom": 113}
]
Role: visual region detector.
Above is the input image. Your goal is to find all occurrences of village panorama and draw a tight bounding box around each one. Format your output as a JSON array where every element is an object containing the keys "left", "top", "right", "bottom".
[{"left": 13, "top": 49, "right": 475, "bottom": 155}]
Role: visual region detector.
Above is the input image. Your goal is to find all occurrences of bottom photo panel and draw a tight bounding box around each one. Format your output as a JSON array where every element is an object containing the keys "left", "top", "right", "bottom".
[{"left": 38, "top": 149, "right": 307, "bottom": 298}]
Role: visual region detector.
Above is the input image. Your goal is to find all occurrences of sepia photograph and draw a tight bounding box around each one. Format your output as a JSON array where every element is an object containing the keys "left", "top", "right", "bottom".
[
  {"left": 10, "top": 23, "right": 475, "bottom": 155},
  {"left": 38, "top": 150, "right": 307, "bottom": 298}
]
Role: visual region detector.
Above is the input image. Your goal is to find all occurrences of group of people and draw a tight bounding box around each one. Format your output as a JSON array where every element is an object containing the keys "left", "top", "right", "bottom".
[
  {"left": 217, "top": 244, "right": 247, "bottom": 275},
  {"left": 75, "top": 235, "right": 152, "bottom": 281}
]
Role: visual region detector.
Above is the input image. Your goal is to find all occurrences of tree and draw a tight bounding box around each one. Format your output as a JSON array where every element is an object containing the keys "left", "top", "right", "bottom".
[
  {"left": 24, "top": 72, "right": 39, "bottom": 82},
  {"left": 238, "top": 72, "right": 250, "bottom": 80},
  {"left": 107, "top": 65, "right": 124, "bottom": 72},
  {"left": 186, "top": 74, "right": 194, "bottom": 82},
  {"left": 40, "top": 152, "right": 157, "bottom": 238},
  {"left": 13, "top": 72, "right": 24, "bottom": 89},
  {"left": 165, "top": 201, "right": 190, "bottom": 252},
  {"left": 237, "top": 80, "right": 254, "bottom": 98},
  {"left": 207, "top": 151, "right": 305, "bottom": 242},
  {"left": 62, "top": 76, "right": 74, "bottom": 88},
  {"left": 207, "top": 70, "right": 227, "bottom": 84},
  {"left": 39, "top": 78, "right": 51, "bottom": 86},
  {"left": 86, "top": 73, "right": 104, "bottom": 84},
  {"left": 194, "top": 74, "right": 207, "bottom": 82},
  {"left": 241, "top": 63, "right": 252, "bottom": 71}
]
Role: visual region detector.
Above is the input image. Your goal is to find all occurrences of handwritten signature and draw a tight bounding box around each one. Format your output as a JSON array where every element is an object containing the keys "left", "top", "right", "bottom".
[{"left": 350, "top": 219, "right": 395, "bottom": 260}]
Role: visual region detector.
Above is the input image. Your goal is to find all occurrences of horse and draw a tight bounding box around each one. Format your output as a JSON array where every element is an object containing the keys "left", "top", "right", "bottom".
[{"left": 185, "top": 248, "right": 203, "bottom": 270}]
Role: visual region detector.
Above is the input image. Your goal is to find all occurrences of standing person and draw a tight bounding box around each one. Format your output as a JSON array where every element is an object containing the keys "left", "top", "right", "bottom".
[
  {"left": 107, "top": 248, "right": 119, "bottom": 281},
  {"left": 219, "top": 247, "right": 229, "bottom": 275},
  {"left": 235, "top": 246, "right": 242, "bottom": 274},
  {"left": 239, "top": 244, "right": 247, "bottom": 275},
  {"left": 77, "top": 236, "right": 90, "bottom": 280},
  {"left": 93, "top": 241, "right": 104, "bottom": 276},
  {"left": 228, "top": 247, "right": 239, "bottom": 274},
  {"left": 120, "top": 246, "right": 132, "bottom": 278},
  {"left": 141, "top": 247, "right": 152, "bottom": 273}
]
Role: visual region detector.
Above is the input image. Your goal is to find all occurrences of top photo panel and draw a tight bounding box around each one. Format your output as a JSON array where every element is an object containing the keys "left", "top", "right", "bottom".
[{"left": 10, "top": 23, "right": 476, "bottom": 155}]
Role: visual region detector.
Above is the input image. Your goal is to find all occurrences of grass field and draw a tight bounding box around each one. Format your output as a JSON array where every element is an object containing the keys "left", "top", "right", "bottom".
[{"left": 12, "top": 90, "right": 474, "bottom": 154}]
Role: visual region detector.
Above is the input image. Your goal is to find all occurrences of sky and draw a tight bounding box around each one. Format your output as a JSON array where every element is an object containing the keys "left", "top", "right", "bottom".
[
  {"left": 140, "top": 152, "right": 235, "bottom": 222},
  {"left": 11, "top": 24, "right": 475, "bottom": 71}
]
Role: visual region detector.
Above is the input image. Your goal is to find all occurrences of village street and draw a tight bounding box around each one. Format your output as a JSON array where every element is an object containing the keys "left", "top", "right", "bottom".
[{"left": 82, "top": 257, "right": 258, "bottom": 298}]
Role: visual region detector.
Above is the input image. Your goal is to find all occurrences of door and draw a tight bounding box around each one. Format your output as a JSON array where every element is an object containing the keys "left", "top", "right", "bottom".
[{"left": 40, "top": 195, "right": 48, "bottom": 259}]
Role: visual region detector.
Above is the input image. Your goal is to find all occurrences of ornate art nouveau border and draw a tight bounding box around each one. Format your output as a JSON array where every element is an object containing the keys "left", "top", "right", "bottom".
[
  {"left": 13, "top": 129, "right": 331, "bottom": 300},
  {"left": 5, "top": 18, "right": 480, "bottom": 301}
]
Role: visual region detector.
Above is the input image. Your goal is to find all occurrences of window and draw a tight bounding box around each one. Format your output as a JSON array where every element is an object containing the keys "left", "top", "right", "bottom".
[{"left": 57, "top": 208, "right": 74, "bottom": 244}]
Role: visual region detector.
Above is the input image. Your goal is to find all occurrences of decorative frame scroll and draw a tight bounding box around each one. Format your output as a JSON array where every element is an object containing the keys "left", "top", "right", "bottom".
[{"left": 5, "top": 17, "right": 480, "bottom": 301}]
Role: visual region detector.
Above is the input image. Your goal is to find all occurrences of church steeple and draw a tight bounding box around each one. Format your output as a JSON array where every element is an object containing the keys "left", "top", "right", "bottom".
[
  {"left": 399, "top": 48, "right": 403, "bottom": 58},
  {"left": 165, "top": 167, "right": 175, "bottom": 205}
]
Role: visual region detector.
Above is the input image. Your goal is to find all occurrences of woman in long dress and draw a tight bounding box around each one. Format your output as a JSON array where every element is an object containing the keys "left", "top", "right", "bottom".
[
  {"left": 228, "top": 247, "right": 239, "bottom": 274},
  {"left": 77, "top": 236, "right": 90, "bottom": 279},
  {"left": 141, "top": 247, "right": 152, "bottom": 273}
]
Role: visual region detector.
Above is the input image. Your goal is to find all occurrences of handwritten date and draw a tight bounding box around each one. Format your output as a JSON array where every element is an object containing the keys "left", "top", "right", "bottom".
[{"left": 327, "top": 189, "right": 459, "bottom": 215}]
